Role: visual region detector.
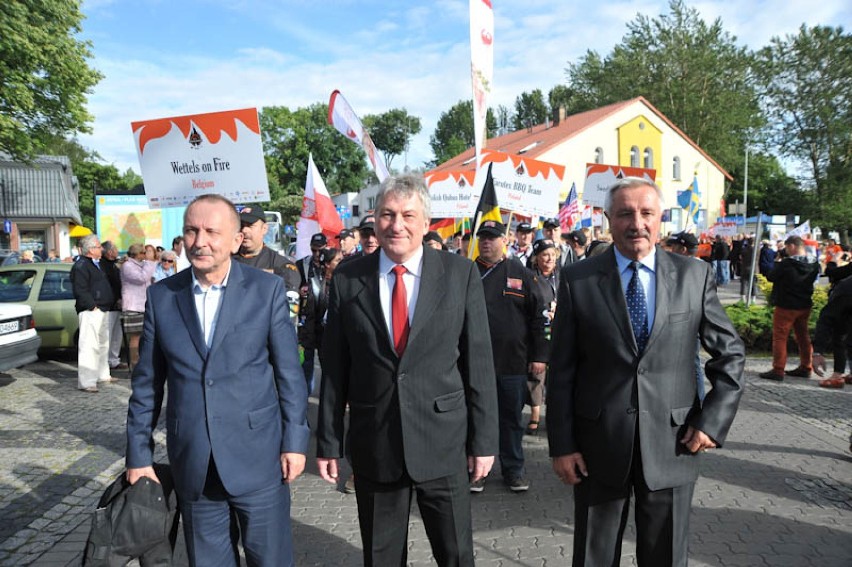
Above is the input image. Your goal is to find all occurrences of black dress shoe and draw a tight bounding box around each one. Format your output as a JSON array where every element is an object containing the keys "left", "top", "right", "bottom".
[
  {"left": 758, "top": 370, "right": 784, "bottom": 381},
  {"left": 785, "top": 367, "right": 811, "bottom": 378}
]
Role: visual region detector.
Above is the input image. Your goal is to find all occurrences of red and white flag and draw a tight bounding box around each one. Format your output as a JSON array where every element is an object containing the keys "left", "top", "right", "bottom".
[
  {"left": 296, "top": 154, "right": 343, "bottom": 259},
  {"left": 470, "top": 0, "right": 494, "bottom": 166},
  {"left": 327, "top": 90, "right": 390, "bottom": 181}
]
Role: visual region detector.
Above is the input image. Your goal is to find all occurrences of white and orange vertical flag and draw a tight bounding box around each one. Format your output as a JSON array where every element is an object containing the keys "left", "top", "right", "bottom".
[
  {"left": 470, "top": 0, "right": 494, "bottom": 166},
  {"left": 327, "top": 90, "right": 390, "bottom": 182},
  {"left": 296, "top": 153, "right": 344, "bottom": 259}
]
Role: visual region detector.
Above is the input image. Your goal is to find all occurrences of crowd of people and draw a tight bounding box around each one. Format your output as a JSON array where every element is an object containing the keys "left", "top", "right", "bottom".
[{"left": 55, "top": 176, "right": 849, "bottom": 566}]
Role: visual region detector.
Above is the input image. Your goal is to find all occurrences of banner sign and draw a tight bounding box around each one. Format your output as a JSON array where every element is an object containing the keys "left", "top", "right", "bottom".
[
  {"left": 131, "top": 108, "right": 269, "bottom": 208},
  {"left": 425, "top": 171, "right": 476, "bottom": 218},
  {"left": 708, "top": 220, "right": 738, "bottom": 238},
  {"left": 582, "top": 163, "right": 657, "bottom": 207},
  {"left": 472, "top": 150, "right": 565, "bottom": 218},
  {"left": 469, "top": 0, "right": 494, "bottom": 165}
]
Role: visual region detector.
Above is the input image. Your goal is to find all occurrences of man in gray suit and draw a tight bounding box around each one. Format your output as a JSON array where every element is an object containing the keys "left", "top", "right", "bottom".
[
  {"left": 547, "top": 177, "right": 745, "bottom": 566},
  {"left": 317, "top": 174, "right": 498, "bottom": 566}
]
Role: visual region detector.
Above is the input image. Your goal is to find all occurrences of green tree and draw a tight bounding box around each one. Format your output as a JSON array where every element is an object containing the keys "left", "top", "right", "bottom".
[
  {"left": 0, "top": 0, "right": 103, "bottom": 161},
  {"left": 755, "top": 25, "right": 852, "bottom": 240},
  {"left": 726, "top": 152, "right": 807, "bottom": 217},
  {"left": 512, "top": 89, "right": 548, "bottom": 130},
  {"left": 259, "top": 104, "right": 371, "bottom": 224},
  {"left": 73, "top": 161, "right": 133, "bottom": 229},
  {"left": 429, "top": 100, "right": 497, "bottom": 166},
  {"left": 362, "top": 108, "right": 422, "bottom": 171},
  {"left": 565, "top": 0, "right": 763, "bottom": 170}
]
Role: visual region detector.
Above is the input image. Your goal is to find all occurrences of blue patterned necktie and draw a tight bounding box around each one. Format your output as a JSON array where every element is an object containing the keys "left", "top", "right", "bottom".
[{"left": 626, "top": 261, "right": 649, "bottom": 353}]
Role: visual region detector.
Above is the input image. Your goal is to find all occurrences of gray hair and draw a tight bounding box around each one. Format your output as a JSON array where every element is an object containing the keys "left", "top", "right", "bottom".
[
  {"left": 184, "top": 193, "right": 240, "bottom": 233},
  {"left": 127, "top": 243, "right": 144, "bottom": 257},
  {"left": 603, "top": 177, "right": 666, "bottom": 215},
  {"left": 159, "top": 250, "right": 176, "bottom": 261},
  {"left": 102, "top": 241, "right": 117, "bottom": 254},
  {"left": 375, "top": 175, "right": 431, "bottom": 221},
  {"left": 79, "top": 234, "right": 101, "bottom": 255}
]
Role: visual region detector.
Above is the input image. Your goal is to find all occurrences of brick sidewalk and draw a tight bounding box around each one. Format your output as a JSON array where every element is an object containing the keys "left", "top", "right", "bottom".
[{"left": 1, "top": 355, "right": 850, "bottom": 566}]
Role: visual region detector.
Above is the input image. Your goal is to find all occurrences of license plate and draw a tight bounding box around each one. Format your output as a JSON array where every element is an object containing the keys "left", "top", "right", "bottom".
[{"left": 0, "top": 320, "right": 20, "bottom": 335}]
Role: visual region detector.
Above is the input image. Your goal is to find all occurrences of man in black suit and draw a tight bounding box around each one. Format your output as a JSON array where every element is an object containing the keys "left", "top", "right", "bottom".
[
  {"left": 317, "top": 174, "right": 498, "bottom": 567},
  {"left": 547, "top": 177, "right": 745, "bottom": 566}
]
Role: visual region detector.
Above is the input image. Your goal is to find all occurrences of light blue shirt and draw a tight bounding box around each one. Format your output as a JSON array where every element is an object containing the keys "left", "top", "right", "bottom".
[
  {"left": 191, "top": 265, "right": 231, "bottom": 348},
  {"left": 614, "top": 246, "right": 656, "bottom": 334}
]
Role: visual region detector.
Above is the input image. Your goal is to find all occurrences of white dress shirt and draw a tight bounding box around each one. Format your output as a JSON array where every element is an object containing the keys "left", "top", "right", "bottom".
[{"left": 378, "top": 247, "right": 423, "bottom": 347}]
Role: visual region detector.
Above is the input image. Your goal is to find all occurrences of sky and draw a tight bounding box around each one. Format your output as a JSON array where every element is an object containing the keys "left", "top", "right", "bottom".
[{"left": 78, "top": 0, "right": 851, "bottom": 178}]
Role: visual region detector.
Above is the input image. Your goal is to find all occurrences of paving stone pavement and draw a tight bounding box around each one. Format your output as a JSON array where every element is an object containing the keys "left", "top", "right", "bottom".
[{"left": 0, "top": 345, "right": 850, "bottom": 566}]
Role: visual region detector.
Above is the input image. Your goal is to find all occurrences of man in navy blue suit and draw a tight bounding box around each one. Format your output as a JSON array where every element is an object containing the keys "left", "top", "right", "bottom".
[{"left": 125, "top": 194, "right": 310, "bottom": 567}]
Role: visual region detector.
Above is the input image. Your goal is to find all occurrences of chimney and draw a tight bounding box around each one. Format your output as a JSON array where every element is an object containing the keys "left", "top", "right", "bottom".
[{"left": 552, "top": 107, "right": 560, "bottom": 127}]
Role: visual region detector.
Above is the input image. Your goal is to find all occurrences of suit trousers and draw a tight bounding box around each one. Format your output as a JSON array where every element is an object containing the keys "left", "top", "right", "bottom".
[
  {"left": 181, "top": 459, "right": 293, "bottom": 567},
  {"left": 107, "top": 310, "right": 123, "bottom": 368},
  {"left": 572, "top": 434, "right": 694, "bottom": 567},
  {"left": 77, "top": 309, "right": 111, "bottom": 389},
  {"left": 771, "top": 307, "right": 813, "bottom": 374},
  {"left": 354, "top": 468, "right": 473, "bottom": 567}
]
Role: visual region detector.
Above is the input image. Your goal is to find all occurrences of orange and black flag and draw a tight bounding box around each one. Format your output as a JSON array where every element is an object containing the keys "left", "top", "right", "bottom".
[{"left": 468, "top": 163, "right": 503, "bottom": 260}]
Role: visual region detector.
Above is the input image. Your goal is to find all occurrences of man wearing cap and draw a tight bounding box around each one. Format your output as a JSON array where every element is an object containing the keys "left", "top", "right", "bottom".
[
  {"left": 542, "top": 218, "right": 571, "bottom": 268},
  {"left": 564, "top": 230, "right": 588, "bottom": 265},
  {"left": 472, "top": 220, "right": 548, "bottom": 493},
  {"left": 336, "top": 229, "right": 358, "bottom": 258},
  {"left": 297, "top": 233, "right": 328, "bottom": 394},
  {"left": 233, "top": 206, "right": 301, "bottom": 296},
  {"left": 424, "top": 231, "right": 446, "bottom": 251},
  {"left": 317, "top": 174, "right": 497, "bottom": 566},
  {"left": 508, "top": 222, "right": 535, "bottom": 267},
  {"left": 341, "top": 216, "right": 380, "bottom": 264}
]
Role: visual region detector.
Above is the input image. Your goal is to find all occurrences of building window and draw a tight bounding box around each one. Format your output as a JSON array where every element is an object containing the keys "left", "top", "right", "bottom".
[
  {"left": 594, "top": 147, "right": 604, "bottom": 164},
  {"left": 630, "top": 146, "right": 639, "bottom": 167},
  {"left": 673, "top": 156, "right": 681, "bottom": 180},
  {"left": 367, "top": 197, "right": 375, "bottom": 210},
  {"left": 643, "top": 147, "right": 654, "bottom": 169}
]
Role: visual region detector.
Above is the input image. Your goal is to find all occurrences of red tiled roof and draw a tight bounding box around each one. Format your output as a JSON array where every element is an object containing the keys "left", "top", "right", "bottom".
[{"left": 428, "top": 96, "right": 731, "bottom": 180}]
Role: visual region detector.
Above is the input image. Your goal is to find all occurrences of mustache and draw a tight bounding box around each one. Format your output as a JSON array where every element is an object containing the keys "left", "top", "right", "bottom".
[{"left": 625, "top": 229, "right": 651, "bottom": 239}]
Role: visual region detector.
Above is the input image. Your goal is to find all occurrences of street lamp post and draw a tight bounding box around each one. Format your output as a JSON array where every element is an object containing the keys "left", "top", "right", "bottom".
[{"left": 743, "top": 146, "right": 749, "bottom": 232}]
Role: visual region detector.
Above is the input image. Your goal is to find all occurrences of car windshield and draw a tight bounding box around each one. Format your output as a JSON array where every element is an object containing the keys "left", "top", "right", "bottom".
[{"left": 0, "top": 270, "right": 36, "bottom": 302}]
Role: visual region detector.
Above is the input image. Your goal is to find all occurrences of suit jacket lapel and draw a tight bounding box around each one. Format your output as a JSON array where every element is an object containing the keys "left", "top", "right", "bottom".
[
  {"left": 174, "top": 270, "right": 207, "bottom": 359},
  {"left": 405, "top": 246, "right": 444, "bottom": 353},
  {"left": 208, "top": 261, "right": 245, "bottom": 355},
  {"left": 645, "top": 247, "right": 674, "bottom": 353},
  {"left": 600, "top": 247, "right": 639, "bottom": 355},
  {"left": 353, "top": 253, "right": 393, "bottom": 351}
]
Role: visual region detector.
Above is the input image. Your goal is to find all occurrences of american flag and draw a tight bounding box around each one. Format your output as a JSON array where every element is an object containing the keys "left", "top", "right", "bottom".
[{"left": 558, "top": 183, "right": 580, "bottom": 231}]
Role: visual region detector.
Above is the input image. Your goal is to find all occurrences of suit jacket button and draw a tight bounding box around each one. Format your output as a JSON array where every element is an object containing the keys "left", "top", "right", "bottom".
[
  {"left": 626, "top": 407, "right": 637, "bottom": 414},
  {"left": 398, "top": 373, "right": 406, "bottom": 381},
  {"left": 637, "top": 368, "right": 646, "bottom": 375},
  {"left": 207, "top": 380, "right": 213, "bottom": 386}
]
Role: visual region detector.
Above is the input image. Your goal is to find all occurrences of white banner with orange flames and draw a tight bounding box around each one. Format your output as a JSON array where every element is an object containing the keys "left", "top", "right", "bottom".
[
  {"left": 425, "top": 171, "right": 477, "bottom": 218},
  {"left": 131, "top": 108, "right": 269, "bottom": 208}
]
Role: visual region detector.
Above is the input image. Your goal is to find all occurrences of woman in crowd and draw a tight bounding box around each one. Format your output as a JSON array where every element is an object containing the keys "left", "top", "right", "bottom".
[
  {"left": 152, "top": 250, "right": 177, "bottom": 283},
  {"left": 121, "top": 244, "right": 157, "bottom": 366},
  {"left": 143, "top": 244, "right": 158, "bottom": 262},
  {"left": 525, "top": 239, "right": 560, "bottom": 435}
]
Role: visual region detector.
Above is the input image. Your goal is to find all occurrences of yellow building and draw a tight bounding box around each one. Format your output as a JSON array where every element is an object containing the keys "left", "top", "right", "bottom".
[{"left": 430, "top": 96, "right": 732, "bottom": 232}]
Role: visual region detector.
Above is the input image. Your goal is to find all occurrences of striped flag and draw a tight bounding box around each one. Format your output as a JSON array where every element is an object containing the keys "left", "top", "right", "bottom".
[{"left": 558, "top": 183, "right": 579, "bottom": 231}]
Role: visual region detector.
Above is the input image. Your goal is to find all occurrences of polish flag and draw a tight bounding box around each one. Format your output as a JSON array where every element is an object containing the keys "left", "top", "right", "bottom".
[{"left": 296, "top": 154, "right": 343, "bottom": 259}]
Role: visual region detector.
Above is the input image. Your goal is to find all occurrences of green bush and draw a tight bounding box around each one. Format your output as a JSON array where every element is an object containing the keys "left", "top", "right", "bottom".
[{"left": 725, "top": 275, "right": 829, "bottom": 353}]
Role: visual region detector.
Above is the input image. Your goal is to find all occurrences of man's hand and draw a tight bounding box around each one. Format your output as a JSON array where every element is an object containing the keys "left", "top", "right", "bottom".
[
  {"left": 316, "top": 457, "right": 339, "bottom": 484},
  {"left": 280, "top": 453, "right": 306, "bottom": 483},
  {"left": 680, "top": 426, "right": 717, "bottom": 454},
  {"left": 126, "top": 466, "right": 160, "bottom": 485},
  {"left": 813, "top": 353, "right": 828, "bottom": 377},
  {"left": 467, "top": 455, "right": 494, "bottom": 483},
  {"left": 552, "top": 453, "right": 588, "bottom": 485},
  {"left": 528, "top": 362, "right": 547, "bottom": 375}
]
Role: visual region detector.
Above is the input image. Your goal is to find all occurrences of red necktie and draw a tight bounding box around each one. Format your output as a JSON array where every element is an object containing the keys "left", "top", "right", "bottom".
[{"left": 391, "top": 265, "right": 410, "bottom": 356}]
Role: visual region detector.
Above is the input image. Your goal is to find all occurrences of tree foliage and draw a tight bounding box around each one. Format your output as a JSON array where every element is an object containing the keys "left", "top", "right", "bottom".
[
  {"left": 564, "top": 0, "right": 763, "bottom": 170},
  {"left": 429, "top": 100, "right": 497, "bottom": 166},
  {"left": 73, "top": 161, "right": 136, "bottom": 230},
  {"left": 0, "top": 0, "right": 103, "bottom": 161},
  {"left": 726, "top": 152, "right": 806, "bottom": 217},
  {"left": 512, "top": 89, "right": 548, "bottom": 130},
  {"left": 259, "top": 104, "right": 371, "bottom": 224},
  {"left": 362, "top": 108, "right": 422, "bottom": 171},
  {"left": 755, "top": 25, "right": 852, "bottom": 235}
]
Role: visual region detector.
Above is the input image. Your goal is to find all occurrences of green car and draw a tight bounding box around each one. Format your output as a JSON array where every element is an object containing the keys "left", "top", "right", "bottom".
[{"left": 0, "top": 263, "right": 79, "bottom": 349}]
